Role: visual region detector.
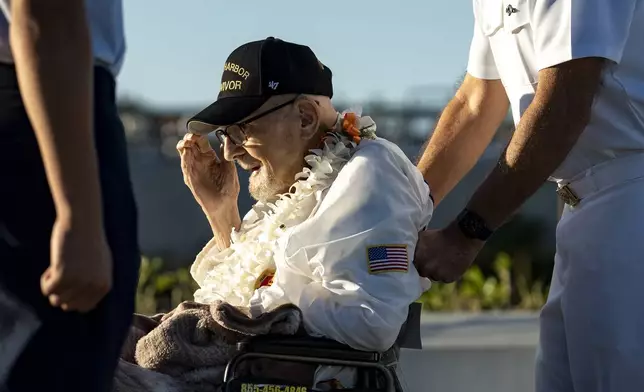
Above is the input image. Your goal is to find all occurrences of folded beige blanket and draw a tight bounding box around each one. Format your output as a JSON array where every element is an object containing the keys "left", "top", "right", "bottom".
[{"left": 113, "top": 300, "right": 304, "bottom": 392}]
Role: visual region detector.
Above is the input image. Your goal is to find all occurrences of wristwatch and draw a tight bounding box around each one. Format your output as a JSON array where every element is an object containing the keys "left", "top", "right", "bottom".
[{"left": 456, "top": 208, "right": 493, "bottom": 241}]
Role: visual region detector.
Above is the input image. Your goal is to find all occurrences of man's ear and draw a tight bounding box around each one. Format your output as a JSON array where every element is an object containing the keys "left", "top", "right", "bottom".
[{"left": 297, "top": 98, "right": 321, "bottom": 141}]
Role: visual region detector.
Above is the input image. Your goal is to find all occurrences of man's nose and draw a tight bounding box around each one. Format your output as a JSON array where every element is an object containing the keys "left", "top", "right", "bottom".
[{"left": 222, "top": 137, "right": 244, "bottom": 162}]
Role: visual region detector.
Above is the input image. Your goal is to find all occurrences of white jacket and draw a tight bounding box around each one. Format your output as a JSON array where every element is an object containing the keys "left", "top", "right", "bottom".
[{"left": 249, "top": 137, "right": 433, "bottom": 352}]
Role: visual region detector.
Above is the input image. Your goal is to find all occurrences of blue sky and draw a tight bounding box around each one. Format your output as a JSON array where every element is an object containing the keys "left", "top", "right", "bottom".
[{"left": 117, "top": 0, "right": 475, "bottom": 110}]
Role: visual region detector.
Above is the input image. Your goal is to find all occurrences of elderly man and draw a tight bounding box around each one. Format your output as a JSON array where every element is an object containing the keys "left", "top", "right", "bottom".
[
  {"left": 176, "top": 37, "right": 433, "bottom": 388},
  {"left": 414, "top": 0, "right": 644, "bottom": 391}
]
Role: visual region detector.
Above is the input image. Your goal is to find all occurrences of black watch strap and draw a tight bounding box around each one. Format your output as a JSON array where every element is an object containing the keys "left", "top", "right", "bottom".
[{"left": 456, "top": 209, "right": 493, "bottom": 241}]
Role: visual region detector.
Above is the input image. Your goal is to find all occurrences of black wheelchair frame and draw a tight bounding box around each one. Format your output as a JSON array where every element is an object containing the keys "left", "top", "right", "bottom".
[{"left": 222, "top": 302, "right": 423, "bottom": 392}]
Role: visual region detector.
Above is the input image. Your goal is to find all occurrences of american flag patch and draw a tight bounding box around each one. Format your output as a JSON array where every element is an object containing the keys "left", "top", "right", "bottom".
[{"left": 366, "top": 245, "right": 409, "bottom": 274}]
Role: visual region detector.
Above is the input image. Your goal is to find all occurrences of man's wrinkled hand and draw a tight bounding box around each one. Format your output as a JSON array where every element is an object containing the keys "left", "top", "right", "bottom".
[
  {"left": 177, "top": 133, "right": 239, "bottom": 211},
  {"left": 414, "top": 224, "right": 485, "bottom": 283},
  {"left": 41, "top": 217, "right": 113, "bottom": 312}
]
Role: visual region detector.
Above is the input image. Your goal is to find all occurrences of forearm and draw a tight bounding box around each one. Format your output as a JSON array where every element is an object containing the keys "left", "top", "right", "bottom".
[
  {"left": 417, "top": 96, "right": 496, "bottom": 205},
  {"left": 417, "top": 76, "right": 508, "bottom": 205},
  {"left": 466, "top": 99, "right": 587, "bottom": 229},
  {"left": 458, "top": 58, "right": 607, "bottom": 233},
  {"left": 202, "top": 202, "right": 241, "bottom": 250},
  {"left": 10, "top": 0, "right": 100, "bottom": 224}
]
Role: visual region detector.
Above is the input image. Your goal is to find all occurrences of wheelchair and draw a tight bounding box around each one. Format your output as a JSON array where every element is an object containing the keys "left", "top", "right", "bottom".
[{"left": 222, "top": 302, "right": 422, "bottom": 392}]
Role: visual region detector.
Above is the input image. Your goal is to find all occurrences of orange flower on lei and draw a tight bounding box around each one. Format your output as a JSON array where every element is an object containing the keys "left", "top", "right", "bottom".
[{"left": 342, "top": 112, "right": 362, "bottom": 143}]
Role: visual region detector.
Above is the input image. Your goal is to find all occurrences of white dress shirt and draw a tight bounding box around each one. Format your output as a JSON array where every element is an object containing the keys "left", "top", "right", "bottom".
[
  {"left": 249, "top": 137, "right": 433, "bottom": 352},
  {"left": 467, "top": 0, "right": 644, "bottom": 181}
]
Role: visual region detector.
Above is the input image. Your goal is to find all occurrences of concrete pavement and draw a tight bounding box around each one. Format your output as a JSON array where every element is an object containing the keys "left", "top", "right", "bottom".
[{"left": 398, "top": 312, "right": 540, "bottom": 392}]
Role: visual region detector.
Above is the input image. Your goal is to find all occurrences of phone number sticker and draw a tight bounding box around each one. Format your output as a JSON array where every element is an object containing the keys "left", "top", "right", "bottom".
[{"left": 240, "top": 384, "right": 307, "bottom": 392}]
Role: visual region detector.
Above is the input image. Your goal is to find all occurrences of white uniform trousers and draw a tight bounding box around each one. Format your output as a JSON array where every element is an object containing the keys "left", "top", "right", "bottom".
[{"left": 536, "top": 153, "right": 644, "bottom": 392}]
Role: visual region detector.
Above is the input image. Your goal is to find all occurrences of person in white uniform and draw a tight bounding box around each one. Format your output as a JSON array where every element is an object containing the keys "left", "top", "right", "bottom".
[
  {"left": 177, "top": 37, "right": 432, "bottom": 388},
  {"left": 413, "top": 0, "right": 644, "bottom": 391}
]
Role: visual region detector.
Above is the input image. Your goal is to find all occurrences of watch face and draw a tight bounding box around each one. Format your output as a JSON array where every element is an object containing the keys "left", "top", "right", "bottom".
[
  {"left": 462, "top": 215, "right": 480, "bottom": 235},
  {"left": 458, "top": 210, "right": 490, "bottom": 240}
]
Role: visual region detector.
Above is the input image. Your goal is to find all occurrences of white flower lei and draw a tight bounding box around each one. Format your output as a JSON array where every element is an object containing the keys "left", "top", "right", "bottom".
[{"left": 191, "top": 109, "right": 377, "bottom": 306}]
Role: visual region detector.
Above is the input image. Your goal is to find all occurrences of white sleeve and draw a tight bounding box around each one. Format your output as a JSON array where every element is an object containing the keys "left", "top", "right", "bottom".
[
  {"left": 533, "top": 0, "right": 638, "bottom": 70},
  {"left": 284, "top": 142, "right": 433, "bottom": 352},
  {"left": 466, "top": 6, "right": 500, "bottom": 80}
]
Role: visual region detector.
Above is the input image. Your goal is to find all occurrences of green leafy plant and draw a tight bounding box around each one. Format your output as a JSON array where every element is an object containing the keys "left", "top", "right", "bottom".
[{"left": 135, "top": 256, "right": 198, "bottom": 314}]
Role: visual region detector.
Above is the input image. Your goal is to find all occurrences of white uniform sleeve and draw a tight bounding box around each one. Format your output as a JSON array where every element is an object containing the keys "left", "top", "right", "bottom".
[
  {"left": 283, "top": 141, "right": 433, "bottom": 352},
  {"left": 466, "top": 5, "right": 501, "bottom": 80},
  {"left": 533, "top": 0, "right": 638, "bottom": 70}
]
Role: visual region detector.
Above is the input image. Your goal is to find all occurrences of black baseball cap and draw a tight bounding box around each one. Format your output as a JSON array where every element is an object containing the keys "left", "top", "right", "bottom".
[{"left": 187, "top": 37, "right": 333, "bottom": 134}]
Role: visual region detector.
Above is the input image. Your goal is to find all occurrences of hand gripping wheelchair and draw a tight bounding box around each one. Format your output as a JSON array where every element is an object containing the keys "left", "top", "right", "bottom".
[{"left": 222, "top": 302, "right": 423, "bottom": 392}]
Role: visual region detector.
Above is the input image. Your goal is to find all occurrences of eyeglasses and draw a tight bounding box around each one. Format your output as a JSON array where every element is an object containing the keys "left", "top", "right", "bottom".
[{"left": 215, "top": 97, "right": 297, "bottom": 146}]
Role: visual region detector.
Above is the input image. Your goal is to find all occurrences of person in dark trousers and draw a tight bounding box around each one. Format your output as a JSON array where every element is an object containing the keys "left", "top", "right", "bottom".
[{"left": 0, "top": 1, "right": 140, "bottom": 391}]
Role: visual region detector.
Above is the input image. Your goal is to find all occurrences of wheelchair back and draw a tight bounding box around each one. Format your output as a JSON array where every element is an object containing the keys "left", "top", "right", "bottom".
[{"left": 222, "top": 303, "right": 422, "bottom": 392}]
